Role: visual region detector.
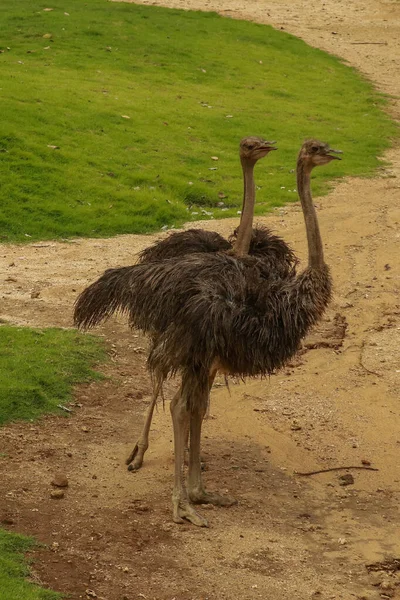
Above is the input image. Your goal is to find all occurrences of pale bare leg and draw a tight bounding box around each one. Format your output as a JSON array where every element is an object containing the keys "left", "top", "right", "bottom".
[
  {"left": 126, "top": 383, "right": 160, "bottom": 471},
  {"left": 187, "top": 404, "right": 237, "bottom": 508},
  {"left": 171, "top": 390, "right": 208, "bottom": 527}
]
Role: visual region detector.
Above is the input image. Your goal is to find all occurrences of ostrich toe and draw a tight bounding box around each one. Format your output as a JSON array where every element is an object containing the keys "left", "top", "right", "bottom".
[
  {"left": 173, "top": 501, "right": 209, "bottom": 527},
  {"left": 126, "top": 443, "right": 145, "bottom": 471},
  {"left": 189, "top": 489, "right": 237, "bottom": 507}
]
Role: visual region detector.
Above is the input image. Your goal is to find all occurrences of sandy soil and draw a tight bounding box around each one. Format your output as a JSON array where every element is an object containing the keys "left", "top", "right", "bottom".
[{"left": 1, "top": 1, "right": 400, "bottom": 599}]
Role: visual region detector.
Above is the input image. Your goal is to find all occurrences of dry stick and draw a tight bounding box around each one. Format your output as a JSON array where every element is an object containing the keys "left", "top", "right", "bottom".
[
  {"left": 351, "top": 42, "right": 388, "bottom": 45},
  {"left": 57, "top": 404, "right": 73, "bottom": 413},
  {"left": 295, "top": 465, "right": 379, "bottom": 476},
  {"left": 359, "top": 339, "right": 383, "bottom": 377}
]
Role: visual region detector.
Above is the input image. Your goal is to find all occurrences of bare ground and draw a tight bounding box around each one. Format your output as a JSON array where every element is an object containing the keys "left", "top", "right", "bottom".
[{"left": 1, "top": 1, "right": 400, "bottom": 599}]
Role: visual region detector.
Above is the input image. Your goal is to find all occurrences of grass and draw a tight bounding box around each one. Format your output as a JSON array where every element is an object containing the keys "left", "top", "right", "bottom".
[
  {"left": 0, "top": 325, "right": 106, "bottom": 425},
  {"left": 0, "top": 325, "right": 105, "bottom": 597},
  {"left": 0, "top": 0, "right": 396, "bottom": 242},
  {"left": 0, "top": 529, "right": 61, "bottom": 600}
]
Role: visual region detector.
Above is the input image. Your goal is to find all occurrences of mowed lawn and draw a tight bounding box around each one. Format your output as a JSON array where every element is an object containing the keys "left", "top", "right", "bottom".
[
  {"left": 0, "top": 326, "right": 105, "bottom": 599},
  {"left": 0, "top": 326, "right": 105, "bottom": 426},
  {"left": 0, "top": 529, "right": 61, "bottom": 600},
  {"left": 0, "top": 0, "right": 396, "bottom": 242}
]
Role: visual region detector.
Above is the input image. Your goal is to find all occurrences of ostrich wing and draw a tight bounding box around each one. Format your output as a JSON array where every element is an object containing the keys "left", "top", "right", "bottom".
[
  {"left": 138, "top": 226, "right": 297, "bottom": 278},
  {"left": 138, "top": 229, "right": 231, "bottom": 263},
  {"left": 74, "top": 252, "right": 330, "bottom": 391}
]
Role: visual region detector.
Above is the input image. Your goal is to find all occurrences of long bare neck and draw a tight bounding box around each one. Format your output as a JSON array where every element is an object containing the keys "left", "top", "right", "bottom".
[
  {"left": 296, "top": 158, "right": 325, "bottom": 269},
  {"left": 233, "top": 158, "right": 256, "bottom": 257}
]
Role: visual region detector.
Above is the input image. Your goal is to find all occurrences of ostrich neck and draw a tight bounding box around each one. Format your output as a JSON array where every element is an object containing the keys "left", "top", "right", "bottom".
[
  {"left": 297, "top": 160, "right": 325, "bottom": 269},
  {"left": 234, "top": 159, "right": 256, "bottom": 257}
]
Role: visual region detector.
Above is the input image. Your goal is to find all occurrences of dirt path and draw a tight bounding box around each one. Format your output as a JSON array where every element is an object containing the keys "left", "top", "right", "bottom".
[{"left": 1, "top": 1, "right": 400, "bottom": 599}]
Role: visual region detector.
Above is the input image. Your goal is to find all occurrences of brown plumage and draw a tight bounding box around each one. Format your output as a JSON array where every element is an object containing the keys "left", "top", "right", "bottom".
[
  {"left": 74, "top": 137, "right": 341, "bottom": 527},
  {"left": 74, "top": 252, "right": 330, "bottom": 393},
  {"left": 139, "top": 226, "right": 297, "bottom": 280}
]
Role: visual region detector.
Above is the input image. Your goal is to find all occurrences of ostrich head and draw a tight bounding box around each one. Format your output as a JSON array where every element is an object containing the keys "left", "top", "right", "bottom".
[
  {"left": 299, "top": 139, "right": 342, "bottom": 170},
  {"left": 239, "top": 136, "right": 277, "bottom": 163}
]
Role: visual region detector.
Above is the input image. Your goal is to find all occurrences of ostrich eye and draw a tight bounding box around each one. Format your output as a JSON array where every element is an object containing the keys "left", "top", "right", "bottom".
[
  {"left": 311, "top": 145, "right": 319, "bottom": 152},
  {"left": 247, "top": 144, "right": 254, "bottom": 150}
]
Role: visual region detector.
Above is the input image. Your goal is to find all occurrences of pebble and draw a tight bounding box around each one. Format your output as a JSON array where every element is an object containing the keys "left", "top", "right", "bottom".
[
  {"left": 339, "top": 473, "right": 354, "bottom": 486},
  {"left": 50, "top": 489, "right": 65, "bottom": 499},
  {"left": 369, "top": 572, "right": 386, "bottom": 587},
  {"left": 380, "top": 580, "right": 395, "bottom": 591},
  {"left": 51, "top": 474, "right": 69, "bottom": 488},
  {"left": 1, "top": 515, "right": 14, "bottom": 525}
]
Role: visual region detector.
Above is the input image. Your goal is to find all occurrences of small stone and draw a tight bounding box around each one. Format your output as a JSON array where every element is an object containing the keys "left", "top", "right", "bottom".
[
  {"left": 369, "top": 572, "right": 385, "bottom": 586},
  {"left": 1, "top": 515, "right": 14, "bottom": 525},
  {"left": 135, "top": 503, "right": 149, "bottom": 512},
  {"left": 85, "top": 591, "right": 97, "bottom": 599},
  {"left": 339, "top": 473, "right": 354, "bottom": 486},
  {"left": 291, "top": 421, "right": 302, "bottom": 431},
  {"left": 50, "top": 489, "right": 64, "bottom": 499},
  {"left": 81, "top": 426, "right": 89, "bottom": 433},
  {"left": 361, "top": 459, "right": 371, "bottom": 466},
  {"left": 380, "top": 581, "right": 394, "bottom": 591},
  {"left": 51, "top": 474, "right": 68, "bottom": 488}
]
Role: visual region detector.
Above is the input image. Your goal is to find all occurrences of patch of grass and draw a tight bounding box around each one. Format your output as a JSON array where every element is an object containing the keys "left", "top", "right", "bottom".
[
  {"left": 0, "top": 326, "right": 105, "bottom": 425},
  {"left": 0, "top": 529, "right": 61, "bottom": 600},
  {"left": 0, "top": 1, "right": 396, "bottom": 241}
]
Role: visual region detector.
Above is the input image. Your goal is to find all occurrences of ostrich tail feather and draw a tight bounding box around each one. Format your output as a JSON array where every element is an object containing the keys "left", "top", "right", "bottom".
[{"left": 74, "top": 266, "right": 136, "bottom": 329}]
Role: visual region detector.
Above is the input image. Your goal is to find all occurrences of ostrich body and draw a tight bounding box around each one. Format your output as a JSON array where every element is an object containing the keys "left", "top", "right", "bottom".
[
  {"left": 74, "top": 139, "right": 340, "bottom": 526},
  {"left": 126, "top": 137, "right": 296, "bottom": 471}
]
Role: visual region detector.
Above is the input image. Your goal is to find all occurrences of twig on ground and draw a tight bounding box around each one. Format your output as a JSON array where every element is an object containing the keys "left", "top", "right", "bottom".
[
  {"left": 359, "top": 339, "right": 383, "bottom": 377},
  {"left": 57, "top": 404, "right": 73, "bottom": 413},
  {"left": 351, "top": 42, "right": 388, "bottom": 45},
  {"left": 295, "top": 465, "right": 379, "bottom": 476}
]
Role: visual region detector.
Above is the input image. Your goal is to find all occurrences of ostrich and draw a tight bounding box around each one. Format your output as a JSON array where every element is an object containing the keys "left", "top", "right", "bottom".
[
  {"left": 74, "top": 139, "right": 341, "bottom": 526},
  {"left": 126, "top": 137, "right": 296, "bottom": 471}
]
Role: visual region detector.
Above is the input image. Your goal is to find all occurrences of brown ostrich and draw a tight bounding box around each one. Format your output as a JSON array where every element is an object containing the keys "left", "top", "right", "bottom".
[
  {"left": 74, "top": 139, "right": 341, "bottom": 526},
  {"left": 126, "top": 137, "right": 296, "bottom": 471}
]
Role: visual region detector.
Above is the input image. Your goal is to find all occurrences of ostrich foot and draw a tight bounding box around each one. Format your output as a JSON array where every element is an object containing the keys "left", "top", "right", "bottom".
[
  {"left": 126, "top": 443, "right": 146, "bottom": 471},
  {"left": 173, "top": 500, "right": 208, "bottom": 527},
  {"left": 189, "top": 489, "right": 237, "bottom": 507}
]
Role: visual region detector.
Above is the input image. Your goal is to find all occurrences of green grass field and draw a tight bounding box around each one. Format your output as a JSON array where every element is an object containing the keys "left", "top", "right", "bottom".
[
  {"left": 0, "top": 325, "right": 105, "bottom": 425},
  {"left": 0, "top": 325, "right": 105, "bottom": 598},
  {"left": 0, "top": 0, "right": 396, "bottom": 242},
  {"left": 0, "top": 530, "right": 61, "bottom": 600}
]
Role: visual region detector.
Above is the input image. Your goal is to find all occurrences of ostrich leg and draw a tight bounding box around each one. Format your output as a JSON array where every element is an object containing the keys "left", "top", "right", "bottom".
[
  {"left": 187, "top": 403, "right": 237, "bottom": 508},
  {"left": 126, "top": 382, "right": 161, "bottom": 471},
  {"left": 170, "top": 388, "right": 208, "bottom": 526},
  {"left": 127, "top": 370, "right": 218, "bottom": 471}
]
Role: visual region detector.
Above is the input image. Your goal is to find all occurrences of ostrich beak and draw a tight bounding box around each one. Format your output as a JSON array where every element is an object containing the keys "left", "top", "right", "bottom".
[
  {"left": 261, "top": 141, "right": 278, "bottom": 151},
  {"left": 327, "top": 148, "right": 343, "bottom": 160}
]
